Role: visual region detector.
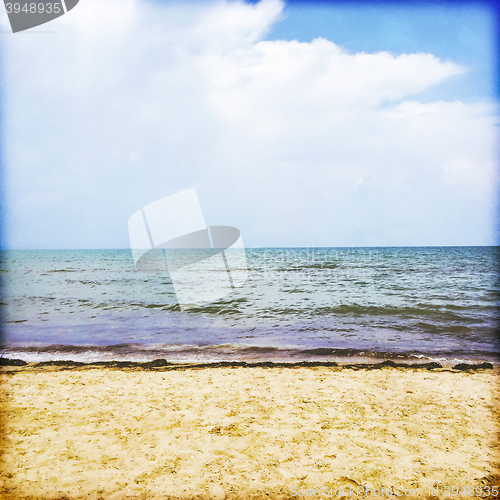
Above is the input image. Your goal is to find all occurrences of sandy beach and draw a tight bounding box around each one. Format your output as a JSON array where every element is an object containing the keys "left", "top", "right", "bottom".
[{"left": 1, "top": 364, "right": 499, "bottom": 499}]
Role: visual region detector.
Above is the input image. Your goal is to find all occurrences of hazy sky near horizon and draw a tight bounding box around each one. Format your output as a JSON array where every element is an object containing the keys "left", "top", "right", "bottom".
[{"left": 1, "top": 0, "right": 497, "bottom": 249}]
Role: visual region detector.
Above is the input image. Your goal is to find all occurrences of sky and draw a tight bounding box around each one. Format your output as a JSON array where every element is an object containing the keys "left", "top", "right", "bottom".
[{"left": 0, "top": 0, "right": 498, "bottom": 249}]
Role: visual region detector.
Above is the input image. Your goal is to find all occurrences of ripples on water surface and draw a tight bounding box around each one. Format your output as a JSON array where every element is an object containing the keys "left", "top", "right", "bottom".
[{"left": 1, "top": 247, "right": 498, "bottom": 364}]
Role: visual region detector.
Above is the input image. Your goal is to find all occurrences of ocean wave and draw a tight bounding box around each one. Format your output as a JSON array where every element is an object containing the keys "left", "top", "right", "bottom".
[
  {"left": 248, "top": 303, "right": 488, "bottom": 323},
  {"left": 46, "top": 269, "right": 78, "bottom": 273},
  {"left": 2, "top": 342, "right": 498, "bottom": 365}
]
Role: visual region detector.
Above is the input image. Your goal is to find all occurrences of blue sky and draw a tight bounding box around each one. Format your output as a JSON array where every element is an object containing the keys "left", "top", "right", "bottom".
[
  {"left": 0, "top": 0, "right": 498, "bottom": 249},
  {"left": 265, "top": 2, "right": 495, "bottom": 103}
]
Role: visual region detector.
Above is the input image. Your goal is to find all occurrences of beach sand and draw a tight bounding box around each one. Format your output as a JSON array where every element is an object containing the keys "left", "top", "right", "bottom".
[{"left": 1, "top": 364, "right": 499, "bottom": 499}]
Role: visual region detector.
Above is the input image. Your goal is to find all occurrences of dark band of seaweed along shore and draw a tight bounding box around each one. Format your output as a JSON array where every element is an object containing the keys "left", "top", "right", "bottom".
[{"left": 0, "top": 358, "right": 494, "bottom": 371}]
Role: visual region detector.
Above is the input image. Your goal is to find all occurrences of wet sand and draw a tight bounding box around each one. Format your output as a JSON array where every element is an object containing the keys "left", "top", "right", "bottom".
[{"left": 1, "top": 363, "right": 499, "bottom": 499}]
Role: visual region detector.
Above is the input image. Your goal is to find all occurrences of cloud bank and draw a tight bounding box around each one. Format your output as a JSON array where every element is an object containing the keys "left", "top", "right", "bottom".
[{"left": 1, "top": 0, "right": 497, "bottom": 248}]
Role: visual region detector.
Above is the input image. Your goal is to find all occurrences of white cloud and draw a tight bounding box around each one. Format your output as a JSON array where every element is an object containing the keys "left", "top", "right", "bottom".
[
  {"left": 1, "top": 0, "right": 497, "bottom": 248},
  {"left": 201, "top": 38, "right": 465, "bottom": 138}
]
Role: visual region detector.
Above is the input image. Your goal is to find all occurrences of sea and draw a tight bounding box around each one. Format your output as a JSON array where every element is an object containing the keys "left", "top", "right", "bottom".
[{"left": 1, "top": 247, "right": 498, "bottom": 365}]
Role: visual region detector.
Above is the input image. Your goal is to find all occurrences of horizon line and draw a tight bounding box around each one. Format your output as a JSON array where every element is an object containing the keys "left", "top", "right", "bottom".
[{"left": 1, "top": 244, "right": 498, "bottom": 251}]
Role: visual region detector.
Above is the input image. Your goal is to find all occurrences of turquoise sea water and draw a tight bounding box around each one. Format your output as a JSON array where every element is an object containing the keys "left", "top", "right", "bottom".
[{"left": 1, "top": 247, "right": 498, "bottom": 364}]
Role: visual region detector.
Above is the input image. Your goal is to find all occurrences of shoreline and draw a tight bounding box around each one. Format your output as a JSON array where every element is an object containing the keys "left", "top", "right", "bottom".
[
  {"left": 0, "top": 357, "right": 497, "bottom": 372},
  {"left": 3, "top": 342, "right": 499, "bottom": 368}
]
